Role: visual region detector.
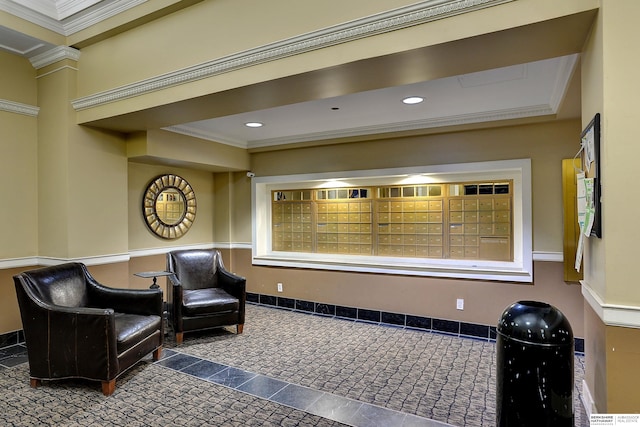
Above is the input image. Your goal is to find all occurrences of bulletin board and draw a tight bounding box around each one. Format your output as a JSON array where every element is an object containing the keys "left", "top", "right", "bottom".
[{"left": 579, "top": 113, "right": 602, "bottom": 238}]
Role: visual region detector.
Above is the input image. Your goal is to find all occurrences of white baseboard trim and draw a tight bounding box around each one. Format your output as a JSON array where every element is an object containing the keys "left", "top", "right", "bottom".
[
  {"left": 0, "top": 257, "right": 40, "bottom": 269},
  {"left": 38, "top": 253, "right": 131, "bottom": 266},
  {"left": 129, "top": 243, "right": 215, "bottom": 258},
  {"left": 0, "top": 254, "right": 131, "bottom": 268},
  {"left": 582, "top": 379, "right": 596, "bottom": 417},
  {"left": 582, "top": 280, "right": 640, "bottom": 328},
  {"left": 129, "top": 242, "right": 252, "bottom": 258},
  {"left": 532, "top": 251, "right": 563, "bottom": 262}
]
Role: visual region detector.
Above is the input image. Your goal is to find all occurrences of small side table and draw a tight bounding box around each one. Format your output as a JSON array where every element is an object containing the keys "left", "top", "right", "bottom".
[
  {"left": 133, "top": 271, "right": 173, "bottom": 289},
  {"left": 134, "top": 270, "right": 173, "bottom": 335}
]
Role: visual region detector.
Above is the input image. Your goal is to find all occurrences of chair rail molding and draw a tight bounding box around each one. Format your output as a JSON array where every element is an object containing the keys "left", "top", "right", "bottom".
[{"left": 582, "top": 280, "right": 640, "bottom": 328}]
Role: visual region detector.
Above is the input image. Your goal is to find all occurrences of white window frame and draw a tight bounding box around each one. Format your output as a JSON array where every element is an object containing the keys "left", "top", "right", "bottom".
[{"left": 251, "top": 159, "right": 532, "bottom": 282}]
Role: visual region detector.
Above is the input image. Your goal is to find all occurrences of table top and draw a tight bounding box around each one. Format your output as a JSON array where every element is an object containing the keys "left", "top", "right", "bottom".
[{"left": 133, "top": 271, "right": 173, "bottom": 279}]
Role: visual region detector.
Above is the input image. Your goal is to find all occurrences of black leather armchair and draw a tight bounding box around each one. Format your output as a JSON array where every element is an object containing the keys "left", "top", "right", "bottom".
[
  {"left": 167, "top": 249, "right": 246, "bottom": 344},
  {"left": 14, "top": 262, "right": 163, "bottom": 396}
]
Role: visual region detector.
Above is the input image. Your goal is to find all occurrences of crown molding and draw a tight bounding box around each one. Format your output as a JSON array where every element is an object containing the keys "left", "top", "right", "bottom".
[
  {"left": 549, "top": 54, "right": 579, "bottom": 112},
  {"left": 62, "top": 0, "right": 147, "bottom": 35},
  {"left": 0, "top": 0, "right": 146, "bottom": 36},
  {"left": 57, "top": 0, "right": 103, "bottom": 20},
  {"left": 164, "top": 125, "right": 248, "bottom": 149},
  {"left": 0, "top": 99, "right": 39, "bottom": 116},
  {"left": 29, "top": 45, "right": 80, "bottom": 69},
  {"left": 71, "top": 0, "right": 516, "bottom": 111},
  {"left": 5, "top": 0, "right": 102, "bottom": 20},
  {"left": 0, "top": 0, "right": 62, "bottom": 33},
  {"left": 0, "top": 39, "right": 46, "bottom": 56}
]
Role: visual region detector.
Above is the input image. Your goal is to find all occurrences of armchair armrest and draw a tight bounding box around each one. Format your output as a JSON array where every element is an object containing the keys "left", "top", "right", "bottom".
[
  {"left": 82, "top": 265, "right": 163, "bottom": 316},
  {"left": 87, "top": 281, "right": 163, "bottom": 316},
  {"left": 167, "top": 273, "right": 183, "bottom": 305},
  {"left": 167, "top": 273, "right": 181, "bottom": 287},
  {"left": 218, "top": 268, "right": 246, "bottom": 300}
]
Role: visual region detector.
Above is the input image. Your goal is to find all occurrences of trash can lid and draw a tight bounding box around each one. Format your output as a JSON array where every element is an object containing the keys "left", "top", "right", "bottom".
[{"left": 497, "top": 300, "right": 573, "bottom": 345}]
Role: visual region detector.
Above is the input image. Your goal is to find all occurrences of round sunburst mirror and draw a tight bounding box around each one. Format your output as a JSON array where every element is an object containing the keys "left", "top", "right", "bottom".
[{"left": 143, "top": 174, "right": 196, "bottom": 239}]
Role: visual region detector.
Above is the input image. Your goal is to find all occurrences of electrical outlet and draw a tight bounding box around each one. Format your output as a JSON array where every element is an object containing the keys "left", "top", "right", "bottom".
[
  {"left": 277, "top": 282, "right": 283, "bottom": 292},
  {"left": 456, "top": 298, "right": 464, "bottom": 310}
]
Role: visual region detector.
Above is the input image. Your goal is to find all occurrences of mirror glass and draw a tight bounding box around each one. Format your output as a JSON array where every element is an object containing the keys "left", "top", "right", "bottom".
[
  {"left": 143, "top": 174, "right": 196, "bottom": 239},
  {"left": 155, "top": 189, "right": 186, "bottom": 225}
]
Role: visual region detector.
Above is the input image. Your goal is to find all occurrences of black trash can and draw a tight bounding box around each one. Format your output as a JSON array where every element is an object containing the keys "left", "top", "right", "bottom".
[{"left": 496, "top": 300, "right": 574, "bottom": 427}]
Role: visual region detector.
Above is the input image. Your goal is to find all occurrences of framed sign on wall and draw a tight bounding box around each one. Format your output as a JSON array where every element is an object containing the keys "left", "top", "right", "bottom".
[{"left": 580, "top": 113, "right": 602, "bottom": 238}]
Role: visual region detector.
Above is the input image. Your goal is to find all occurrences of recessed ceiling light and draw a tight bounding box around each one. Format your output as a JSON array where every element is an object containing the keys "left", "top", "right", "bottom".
[
  {"left": 402, "top": 96, "right": 424, "bottom": 105},
  {"left": 245, "top": 122, "right": 264, "bottom": 128}
]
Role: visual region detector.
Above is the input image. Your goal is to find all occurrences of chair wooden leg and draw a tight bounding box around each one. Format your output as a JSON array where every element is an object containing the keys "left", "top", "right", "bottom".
[
  {"left": 175, "top": 332, "right": 183, "bottom": 344},
  {"left": 101, "top": 379, "right": 116, "bottom": 396},
  {"left": 153, "top": 346, "right": 162, "bottom": 361},
  {"left": 237, "top": 324, "right": 244, "bottom": 334},
  {"left": 29, "top": 378, "right": 41, "bottom": 388}
]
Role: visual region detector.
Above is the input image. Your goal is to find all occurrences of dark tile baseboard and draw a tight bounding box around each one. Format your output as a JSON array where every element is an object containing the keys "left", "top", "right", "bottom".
[
  {"left": 0, "top": 295, "right": 585, "bottom": 356},
  {"left": 0, "top": 330, "right": 23, "bottom": 349},
  {"left": 247, "top": 292, "right": 585, "bottom": 355}
]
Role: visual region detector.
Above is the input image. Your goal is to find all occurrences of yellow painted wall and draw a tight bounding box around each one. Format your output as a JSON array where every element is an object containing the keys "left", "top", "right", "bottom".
[
  {"left": 131, "top": 129, "right": 250, "bottom": 172},
  {"left": 599, "top": 0, "right": 640, "bottom": 305},
  {"left": 252, "top": 120, "right": 580, "bottom": 254},
  {"left": 581, "top": 1, "right": 606, "bottom": 302},
  {"left": 0, "top": 52, "right": 38, "bottom": 334},
  {"left": 36, "top": 60, "right": 129, "bottom": 259},
  {"left": 0, "top": 54, "right": 38, "bottom": 261},
  {"left": 0, "top": 50, "right": 36, "bottom": 103},
  {"left": 211, "top": 171, "right": 253, "bottom": 247}
]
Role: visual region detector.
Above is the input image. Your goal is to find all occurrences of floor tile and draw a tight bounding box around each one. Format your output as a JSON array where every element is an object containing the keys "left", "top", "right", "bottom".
[
  {"left": 350, "top": 403, "right": 407, "bottom": 427},
  {"left": 158, "top": 348, "right": 177, "bottom": 360},
  {"left": 0, "top": 353, "right": 29, "bottom": 368},
  {"left": 0, "top": 344, "right": 27, "bottom": 358},
  {"left": 180, "top": 359, "right": 227, "bottom": 379},
  {"left": 208, "top": 366, "right": 257, "bottom": 387},
  {"left": 235, "top": 374, "right": 288, "bottom": 399},
  {"left": 0, "top": 345, "right": 28, "bottom": 368},
  {"left": 270, "top": 383, "right": 325, "bottom": 411},
  {"left": 155, "top": 353, "right": 200, "bottom": 370},
  {"left": 307, "top": 393, "right": 363, "bottom": 425},
  {"left": 403, "top": 413, "right": 454, "bottom": 427}
]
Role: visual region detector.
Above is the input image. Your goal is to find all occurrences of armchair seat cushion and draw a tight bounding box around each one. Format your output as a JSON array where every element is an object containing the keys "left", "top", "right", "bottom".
[
  {"left": 115, "top": 313, "right": 162, "bottom": 354},
  {"left": 182, "top": 288, "right": 239, "bottom": 316}
]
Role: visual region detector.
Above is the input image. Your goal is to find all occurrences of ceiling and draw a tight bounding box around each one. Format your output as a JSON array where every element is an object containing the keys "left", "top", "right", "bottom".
[
  {"left": 165, "top": 54, "right": 579, "bottom": 150},
  {"left": 0, "top": 0, "right": 582, "bottom": 150}
]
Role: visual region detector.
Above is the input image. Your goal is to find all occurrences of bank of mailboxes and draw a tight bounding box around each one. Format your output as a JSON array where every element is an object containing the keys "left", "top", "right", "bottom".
[{"left": 273, "top": 195, "right": 511, "bottom": 261}]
